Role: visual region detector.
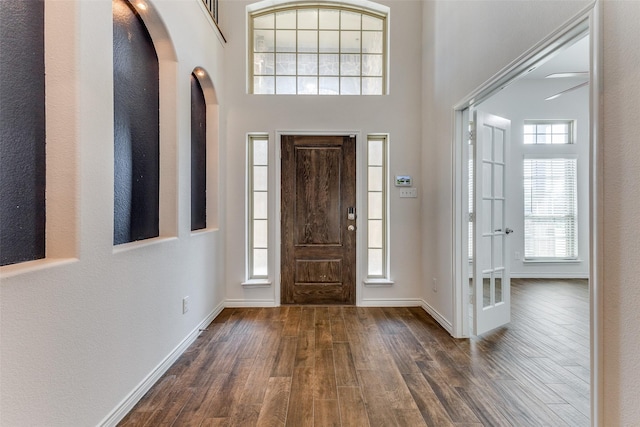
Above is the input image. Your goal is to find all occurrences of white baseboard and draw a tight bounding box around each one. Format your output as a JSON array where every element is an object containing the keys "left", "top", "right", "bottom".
[
  {"left": 99, "top": 301, "right": 225, "bottom": 427},
  {"left": 420, "top": 299, "right": 453, "bottom": 335},
  {"left": 225, "top": 299, "right": 278, "bottom": 307},
  {"left": 359, "top": 298, "right": 423, "bottom": 307}
]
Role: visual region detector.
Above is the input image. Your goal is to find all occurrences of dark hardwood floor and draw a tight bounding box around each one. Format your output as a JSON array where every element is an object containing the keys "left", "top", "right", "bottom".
[{"left": 119, "top": 279, "right": 589, "bottom": 426}]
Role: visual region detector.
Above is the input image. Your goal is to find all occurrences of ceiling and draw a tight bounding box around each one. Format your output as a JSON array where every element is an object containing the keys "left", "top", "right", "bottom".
[{"left": 524, "top": 35, "right": 589, "bottom": 80}]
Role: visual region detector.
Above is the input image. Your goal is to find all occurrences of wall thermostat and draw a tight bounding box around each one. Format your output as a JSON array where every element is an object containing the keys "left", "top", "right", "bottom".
[{"left": 395, "top": 175, "right": 412, "bottom": 187}]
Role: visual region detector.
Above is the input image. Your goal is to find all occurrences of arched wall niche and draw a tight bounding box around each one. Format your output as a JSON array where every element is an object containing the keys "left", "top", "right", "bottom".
[
  {"left": 112, "top": 0, "right": 179, "bottom": 246},
  {"left": 191, "top": 67, "right": 220, "bottom": 232}
]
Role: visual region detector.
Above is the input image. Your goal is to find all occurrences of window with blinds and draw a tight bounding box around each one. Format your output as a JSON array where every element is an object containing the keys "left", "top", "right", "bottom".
[{"left": 523, "top": 158, "right": 577, "bottom": 259}]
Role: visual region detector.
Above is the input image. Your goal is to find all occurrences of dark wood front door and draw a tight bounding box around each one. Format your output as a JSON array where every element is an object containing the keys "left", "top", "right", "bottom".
[{"left": 281, "top": 135, "right": 356, "bottom": 305}]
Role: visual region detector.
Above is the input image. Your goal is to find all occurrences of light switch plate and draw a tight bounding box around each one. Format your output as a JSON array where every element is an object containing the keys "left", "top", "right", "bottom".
[{"left": 399, "top": 188, "right": 417, "bottom": 198}]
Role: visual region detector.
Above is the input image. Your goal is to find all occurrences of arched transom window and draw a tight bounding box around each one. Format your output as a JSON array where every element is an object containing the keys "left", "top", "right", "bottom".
[{"left": 250, "top": 4, "right": 387, "bottom": 95}]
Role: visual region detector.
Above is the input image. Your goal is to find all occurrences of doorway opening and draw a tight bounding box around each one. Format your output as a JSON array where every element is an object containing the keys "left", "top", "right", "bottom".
[{"left": 452, "top": 6, "right": 602, "bottom": 426}]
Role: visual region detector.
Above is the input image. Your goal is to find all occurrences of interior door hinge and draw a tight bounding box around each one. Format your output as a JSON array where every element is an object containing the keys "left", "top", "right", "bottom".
[
  {"left": 468, "top": 212, "right": 474, "bottom": 222},
  {"left": 468, "top": 121, "right": 475, "bottom": 142}
]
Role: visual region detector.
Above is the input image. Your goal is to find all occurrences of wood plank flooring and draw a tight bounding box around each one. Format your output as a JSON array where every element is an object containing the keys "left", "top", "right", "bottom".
[{"left": 119, "top": 279, "right": 589, "bottom": 426}]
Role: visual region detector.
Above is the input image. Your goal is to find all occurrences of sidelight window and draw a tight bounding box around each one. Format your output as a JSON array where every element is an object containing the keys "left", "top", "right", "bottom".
[
  {"left": 248, "top": 134, "right": 269, "bottom": 279},
  {"left": 367, "top": 135, "right": 388, "bottom": 278},
  {"left": 249, "top": 4, "right": 387, "bottom": 95}
]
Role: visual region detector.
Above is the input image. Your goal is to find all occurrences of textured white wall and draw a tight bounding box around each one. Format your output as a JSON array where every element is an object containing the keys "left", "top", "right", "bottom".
[
  {"left": 602, "top": 1, "right": 640, "bottom": 424},
  {"left": 0, "top": 0, "right": 227, "bottom": 425},
  {"left": 220, "top": 0, "right": 425, "bottom": 306}
]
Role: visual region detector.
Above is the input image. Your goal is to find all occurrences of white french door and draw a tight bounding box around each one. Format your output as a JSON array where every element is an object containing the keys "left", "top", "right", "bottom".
[{"left": 473, "top": 111, "right": 512, "bottom": 335}]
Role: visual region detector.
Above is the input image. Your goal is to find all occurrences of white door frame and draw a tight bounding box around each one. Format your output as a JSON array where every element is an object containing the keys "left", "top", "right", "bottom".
[
  {"left": 274, "top": 130, "right": 365, "bottom": 306},
  {"left": 451, "top": 2, "right": 603, "bottom": 425}
]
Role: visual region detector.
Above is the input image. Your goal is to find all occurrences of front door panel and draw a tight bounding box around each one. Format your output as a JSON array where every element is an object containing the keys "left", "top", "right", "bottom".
[{"left": 281, "top": 135, "right": 356, "bottom": 305}]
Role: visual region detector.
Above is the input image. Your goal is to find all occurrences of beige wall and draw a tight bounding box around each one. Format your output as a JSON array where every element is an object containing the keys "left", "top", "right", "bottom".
[{"left": 602, "top": 1, "right": 640, "bottom": 424}]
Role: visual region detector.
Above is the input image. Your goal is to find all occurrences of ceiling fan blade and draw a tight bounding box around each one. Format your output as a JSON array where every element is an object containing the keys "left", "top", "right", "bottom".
[
  {"left": 545, "top": 71, "right": 589, "bottom": 79},
  {"left": 545, "top": 81, "right": 589, "bottom": 101}
]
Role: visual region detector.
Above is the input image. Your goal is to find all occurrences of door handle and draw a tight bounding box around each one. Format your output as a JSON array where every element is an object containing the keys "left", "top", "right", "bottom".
[
  {"left": 495, "top": 228, "right": 514, "bottom": 234},
  {"left": 348, "top": 225, "right": 356, "bottom": 231}
]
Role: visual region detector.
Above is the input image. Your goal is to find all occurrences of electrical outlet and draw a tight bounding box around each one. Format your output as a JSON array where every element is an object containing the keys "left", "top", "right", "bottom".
[
  {"left": 399, "top": 188, "right": 418, "bottom": 198},
  {"left": 182, "top": 296, "right": 190, "bottom": 314},
  {"left": 433, "top": 277, "right": 438, "bottom": 292}
]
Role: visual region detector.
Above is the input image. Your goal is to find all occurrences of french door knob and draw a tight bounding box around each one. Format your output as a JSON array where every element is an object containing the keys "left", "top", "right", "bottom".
[{"left": 505, "top": 228, "right": 514, "bottom": 234}]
